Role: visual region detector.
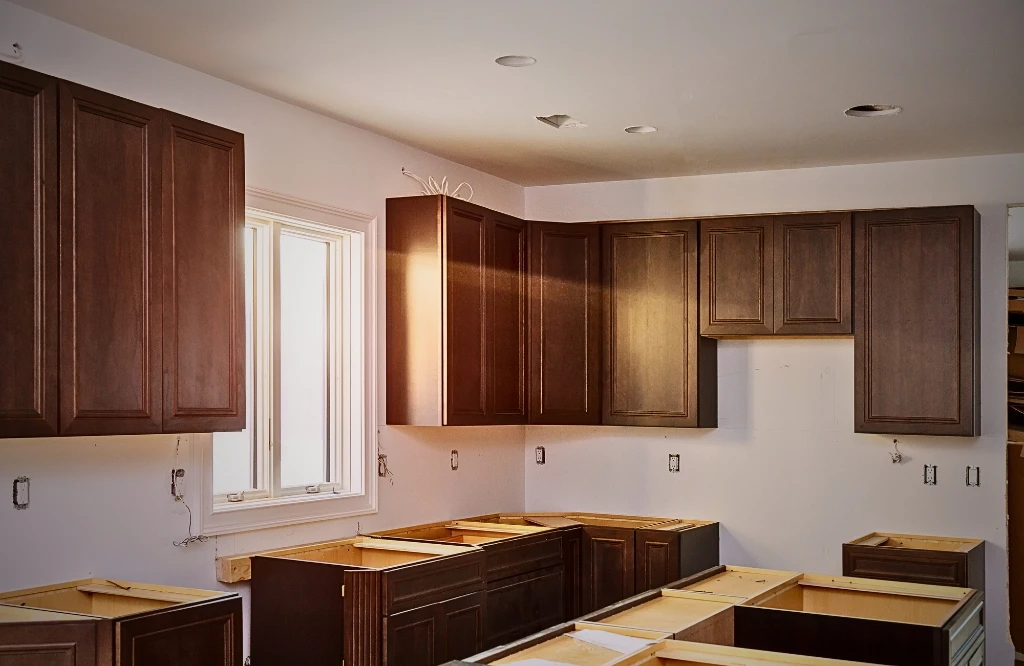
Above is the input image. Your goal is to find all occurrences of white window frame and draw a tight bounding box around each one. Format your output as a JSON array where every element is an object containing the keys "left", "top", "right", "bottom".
[{"left": 192, "top": 188, "right": 377, "bottom": 536}]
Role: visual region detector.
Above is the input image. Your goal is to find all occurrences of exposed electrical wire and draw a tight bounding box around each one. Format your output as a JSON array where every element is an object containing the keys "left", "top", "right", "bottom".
[
  {"left": 172, "top": 437, "right": 209, "bottom": 548},
  {"left": 378, "top": 451, "right": 394, "bottom": 485}
]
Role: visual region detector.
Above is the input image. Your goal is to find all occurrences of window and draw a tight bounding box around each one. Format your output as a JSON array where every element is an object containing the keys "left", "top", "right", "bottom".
[{"left": 195, "top": 189, "right": 376, "bottom": 535}]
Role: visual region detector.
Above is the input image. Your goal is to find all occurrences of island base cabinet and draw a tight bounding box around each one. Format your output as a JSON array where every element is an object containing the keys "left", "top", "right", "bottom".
[{"left": 384, "top": 591, "right": 486, "bottom": 666}]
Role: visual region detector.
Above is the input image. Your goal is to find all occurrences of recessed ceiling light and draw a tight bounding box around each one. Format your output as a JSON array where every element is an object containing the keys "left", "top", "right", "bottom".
[
  {"left": 844, "top": 104, "right": 902, "bottom": 118},
  {"left": 536, "top": 114, "right": 587, "bottom": 129},
  {"left": 625, "top": 125, "right": 658, "bottom": 134},
  {"left": 496, "top": 55, "right": 537, "bottom": 67}
]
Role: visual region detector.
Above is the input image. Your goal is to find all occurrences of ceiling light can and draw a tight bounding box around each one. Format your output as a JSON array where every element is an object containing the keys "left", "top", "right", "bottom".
[
  {"left": 844, "top": 104, "right": 902, "bottom": 117},
  {"left": 495, "top": 55, "right": 537, "bottom": 67},
  {"left": 625, "top": 125, "right": 658, "bottom": 134}
]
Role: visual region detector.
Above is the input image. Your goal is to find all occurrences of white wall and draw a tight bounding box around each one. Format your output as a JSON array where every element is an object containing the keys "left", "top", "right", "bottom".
[
  {"left": 525, "top": 153, "right": 1023, "bottom": 662},
  {"left": 0, "top": 1, "right": 526, "bottom": 653}
]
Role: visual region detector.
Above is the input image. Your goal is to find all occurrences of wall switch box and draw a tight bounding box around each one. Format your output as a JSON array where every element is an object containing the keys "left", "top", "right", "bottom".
[
  {"left": 13, "top": 477, "right": 29, "bottom": 510},
  {"left": 966, "top": 466, "right": 980, "bottom": 487}
]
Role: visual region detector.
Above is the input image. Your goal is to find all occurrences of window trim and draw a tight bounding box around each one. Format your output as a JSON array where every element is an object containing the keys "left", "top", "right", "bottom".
[{"left": 194, "top": 187, "right": 378, "bottom": 536}]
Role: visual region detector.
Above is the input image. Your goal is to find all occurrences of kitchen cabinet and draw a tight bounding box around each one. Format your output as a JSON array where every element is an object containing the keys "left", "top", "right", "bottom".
[
  {"left": 843, "top": 532, "right": 984, "bottom": 591},
  {"left": 58, "top": 81, "right": 165, "bottom": 436},
  {"left": 238, "top": 535, "right": 485, "bottom": 666},
  {"left": 700, "top": 214, "right": 851, "bottom": 337},
  {"left": 161, "top": 112, "right": 246, "bottom": 432},
  {"left": 0, "top": 62, "right": 59, "bottom": 438},
  {"left": 528, "top": 221, "right": 601, "bottom": 425},
  {"left": 386, "top": 196, "right": 527, "bottom": 425},
  {"left": 0, "top": 579, "right": 242, "bottom": 666},
  {"left": 582, "top": 525, "right": 636, "bottom": 613},
  {"left": 601, "top": 220, "right": 716, "bottom": 427},
  {"left": 460, "top": 621, "right": 669, "bottom": 664},
  {"left": 0, "top": 62, "right": 245, "bottom": 438},
  {"left": 854, "top": 206, "right": 979, "bottom": 436}
]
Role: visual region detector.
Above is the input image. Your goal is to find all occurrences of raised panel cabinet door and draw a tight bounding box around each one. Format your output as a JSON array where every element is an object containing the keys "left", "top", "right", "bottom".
[
  {"left": 439, "top": 591, "right": 486, "bottom": 663},
  {"left": 0, "top": 62, "right": 59, "bottom": 438},
  {"left": 634, "top": 530, "right": 680, "bottom": 593},
  {"left": 602, "top": 220, "right": 716, "bottom": 427},
  {"left": 489, "top": 214, "right": 528, "bottom": 423},
  {"left": 384, "top": 603, "right": 439, "bottom": 666},
  {"left": 0, "top": 621, "right": 99, "bottom": 666},
  {"left": 444, "top": 201, "right": 489, "bottom": 425},
  {"left": 581, "top": 526, "right": 635, "bottom": 613},
  {"left": 529, "top": 222, "right": 601, "bottom": 425},
  {"left": 773, "top": 213, "right": 852, "bottom": 335},
  {"left": 854, "top": 206, "right": 979, "bottom": 436},
  {"left": 700, "top": 217, "right": 774, "bottom": 336},
  {"left": 484, "top": 566, "right": 563, "bottom": 648},
  {"left": 162, "top": 112, "right": 245, "bottom": 432},
  {"left": 116, "top": 597, "right": 242, "bottom": 666},
  {"left": 59, "top": 82, "right": 163, "bottom": 436}
]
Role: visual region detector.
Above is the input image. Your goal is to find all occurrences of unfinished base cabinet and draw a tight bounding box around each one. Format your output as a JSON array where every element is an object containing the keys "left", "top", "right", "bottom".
[
  {"left": 234, "top": 536, "right": 486, "bottom": 666},
  {"left": 0, "top": 579, "right": 242, "bottom": 666},
  {"left": 843, "top": 532, "right": 985, "bottom": 590},
  {"left": 854, "top": 206, "right": 979, "bottom": 436}
]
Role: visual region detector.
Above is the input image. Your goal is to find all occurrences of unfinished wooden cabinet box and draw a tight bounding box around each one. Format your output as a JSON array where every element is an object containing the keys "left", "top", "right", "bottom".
[
  {"left": 601, "top": 220, "right": 717, "bottom": 427},
  {"left": 372, "top": 520, "right": 562, "bottom": 648},
  {"left": 734, "top": 574, "right": 985, "bottom": 666},
  {"left": 224, "top": 536, "right": 485, "bottom": 666},
  {"left": 386, "top": 195, "right": 528, "bottom": 426},
  {"left": 843, "top": 532, "right": 985, "bottom": 590},
  {"left": 457, "top": 621, "right": 670, "bottom": 664},
  {"left": 0, "top": 579, "right": 242, "bottom": 666},
  {"left": 854, "top": 205, "right": 979, "bottom": 436},
  {"left": 700, "top": 214, "right": 852, "bottom": 337}
]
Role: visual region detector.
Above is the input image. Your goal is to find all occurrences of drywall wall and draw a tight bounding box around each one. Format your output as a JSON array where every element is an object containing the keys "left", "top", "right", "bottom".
[
  {"left": 0, "top": 0, "right": 526, "bottom": 653},
  {"left": 525, "top": 153, "right": 1023, "bottom": 662},
  {"left": 1010, "top": 206, "right": 1024, "bottom": 286}
]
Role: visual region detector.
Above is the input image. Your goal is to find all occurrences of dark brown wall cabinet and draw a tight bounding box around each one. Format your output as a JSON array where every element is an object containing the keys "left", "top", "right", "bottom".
[
  {"left": 700, "top": 213, "right": 851, "bottom": 337},
  {"left": 0, "top": 61, "right": 245, "bottom": 438},
  {"left": 528, "top": 222, "right": 602, "bottom": 425},
  {"left": 0, "top": 579, "right": 242, "bottom": 666},
  {"left": 854, "top": 206, "right": 979, "bottom": 436},
  {"left": 602, "top": 220, "right": 716, "bottom": 427},
  {"left": 386, "top": 196, "right": 527, "bottom": 426}
]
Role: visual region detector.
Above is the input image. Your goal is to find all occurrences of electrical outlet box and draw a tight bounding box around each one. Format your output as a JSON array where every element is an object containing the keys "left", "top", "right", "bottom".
[
  {"left": 171, "top": 468, "right": 185, "bottom": 499},
  {"left": 13, "top": 477, "right": 29, "bottom": 510},
  {"left": 450, "top": 450, "right": 459, "bottom": 471},
  {"left": 966, "top": 466, "right": 980, "bottom": 487},
  {"left": 669, "top": 454, "right": 681, "bottom": 473},
  {"left": 923, "top": 464, "right": 937, "bottom": 485},
  {"left": 535, "top": 447, "right": 546, "bottom": 465}
]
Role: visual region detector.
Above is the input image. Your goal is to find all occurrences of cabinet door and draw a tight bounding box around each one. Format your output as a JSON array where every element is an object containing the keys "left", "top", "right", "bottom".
[
  {"left": 581, "top": 526, "right": 635, "bottom": 613},
  {"left": 445, "top": 201, "right": 489, "bottom": 425},
  {"left": 774, "top": 213, "right": 851, "bottom": 335},
  {"left": 635, "top": 530, "right": 680, "bottom": 593},
  {"left": 116, "top": 597, "right": 242, "bottom": 666},
  {"left": 439, "top": 591, "right": 486, "bottom": 663},
  {"left": 602, "top": 221, "right": 715, "bottom": 427},
  {"left": 0, "top": 63, "right": 59, "bottom": 438},
  {"left": 854, "top": 206, "right": 978, "bottom": 436},
  {"left": 529, "top": 222, "right": 601, "bottom": 425},
  {"left": 489, "top": 214, "right": 527, "bottom": 423},
  {"left": 162, "top": 112, "right": 245, "bottom": 432},
  {"left": 700, "top": 217, "right": 774, "bottom": 336},
  {"left": 0, "top": 621, "right": 99, "bottom": 666},
  {"left": 562, "top": 527, "right": 583, "bottom": 621},
  {"left": 59, "top": 82, "right": 163, "bottom": 435},
  {"left": 485, "top": 566, "right": 563, "bottom": 648}
]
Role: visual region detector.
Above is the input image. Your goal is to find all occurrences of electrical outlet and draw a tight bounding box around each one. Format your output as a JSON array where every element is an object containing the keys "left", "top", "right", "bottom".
[
  {"left": 171, "top": 469, "right": 185, "bottom": 499},
  {"left": 535, "top": 447, "right": 546, "bottom": 465},
  {"left": 13, "top": 477, "right": 29, "bottom": 510},
  {"left": 450, "top": 450, "right": 459, "bottom": 471},
  {"left": 669, "top": 454, "right": 681, "bottom": 473},
  {"left": 966, "top": 466, "right": 980, "bottom": 487},
  {"left": 923, "top": 464, "right": 937, "bottom": 485}
]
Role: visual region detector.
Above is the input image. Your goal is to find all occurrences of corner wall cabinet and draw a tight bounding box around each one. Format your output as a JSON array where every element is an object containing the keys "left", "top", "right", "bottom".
[
  {"left": 853, "top": 206, "right": 979, "bottom": 436},
  {"left": 0, "top": 61, "right": 245, "bottom": 438}
]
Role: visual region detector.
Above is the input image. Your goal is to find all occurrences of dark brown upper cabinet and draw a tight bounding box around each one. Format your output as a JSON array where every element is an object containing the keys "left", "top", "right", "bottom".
[
  {"left": 601, "top": 220, "right": 716, "bottom": 427},
  {"left": 700, "top": 216, "right": 774, "bottom": 336},
  {"left": 773, "top": 212, "right": 851, "bottom": 335},
  {"left": 0, "top": 62, "right": 245, "bottom": 438},
  {"left": 700, "top": 214, "right": 852, "bottom": 337},
  {"left": 386, "top": 196, "right": 527, "bottom": 426},
  {"left": 854, "top": 206, "right": 979, "bottom": 436},
  {"left": 162, "top": 112, "right": 246, "bottom": 433},
  {"left": 528, "top": 222, "right": 602, "bottom": 425},
  {"left": 59, "top": 81, "right": 165, "bottom": 436},
  {"left": 0, "top": 62, "right": 59, "bottom": 438}
]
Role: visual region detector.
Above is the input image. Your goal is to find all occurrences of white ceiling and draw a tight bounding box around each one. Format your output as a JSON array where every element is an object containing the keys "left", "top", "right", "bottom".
[{"left": 13, "top": 0, "right": 1024, "bottom": 186}]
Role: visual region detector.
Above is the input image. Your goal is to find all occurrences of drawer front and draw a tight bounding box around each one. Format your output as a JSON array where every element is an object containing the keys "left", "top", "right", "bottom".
[
  {"left": 843, "top": 545, "right": 967, "bottom": 587},
  {"left": 485, "top": 532, "right": 563, "bottom": 582},
  {"left": 384, "top": 551, "right": 486, "bottom": 615},
  {"left": 484, "top": 565, "right": 564, "bottom": 648}
]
